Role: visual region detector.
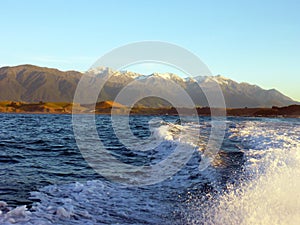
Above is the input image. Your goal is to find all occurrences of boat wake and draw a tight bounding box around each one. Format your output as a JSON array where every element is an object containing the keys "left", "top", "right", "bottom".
[
  {"left": 182, "top": 119, "right": 300, "bottom": 225},
  {"left": 0, "top": 118, "right": 299, "bottom": 224}
]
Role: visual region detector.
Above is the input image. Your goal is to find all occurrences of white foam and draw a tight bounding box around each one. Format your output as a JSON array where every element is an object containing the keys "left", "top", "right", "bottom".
[
  {"left": 0, "top": 205, "right": 32, "bottom": 224},
  {"left": 184, "top": 119, "right": 300, "bottom": 225},
  {"left": 0, "top": 201, "right": 7, "bottom": 208},
  {"left": 0, "top": 120, "right": 212, "bottom": 224}
]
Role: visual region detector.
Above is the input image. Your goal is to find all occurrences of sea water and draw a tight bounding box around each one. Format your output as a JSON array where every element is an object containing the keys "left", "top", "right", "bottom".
[{"left": 0, "top": 114, "right": 299, "bottom": 224}]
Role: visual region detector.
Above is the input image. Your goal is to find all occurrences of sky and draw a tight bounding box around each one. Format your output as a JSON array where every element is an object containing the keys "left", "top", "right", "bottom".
[{"left": 0, "top": 0, "right": 299, "bottom": 100}]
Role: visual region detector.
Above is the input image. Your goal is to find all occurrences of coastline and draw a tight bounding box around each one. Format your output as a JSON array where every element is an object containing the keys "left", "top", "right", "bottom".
[{"left": 0, "top": 101, "right": 299, "bottom": 118}]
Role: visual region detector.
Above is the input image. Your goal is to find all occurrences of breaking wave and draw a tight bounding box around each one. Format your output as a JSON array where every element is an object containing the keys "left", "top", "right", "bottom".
[{"left": 183, "top": 119, "right": 300, "bottom": 225}]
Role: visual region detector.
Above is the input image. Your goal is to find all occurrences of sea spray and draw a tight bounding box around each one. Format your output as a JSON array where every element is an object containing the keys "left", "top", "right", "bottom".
[{"left": 183, "top": 120, "right": 300, "bottom": 225}]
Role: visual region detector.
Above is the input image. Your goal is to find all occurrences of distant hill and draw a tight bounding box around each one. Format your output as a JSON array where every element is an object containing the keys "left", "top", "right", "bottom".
[
  {"left": 0, "top": 101, "right": 299, "bottom": 118},
  {"left": 95, "top": 101, "right": 125, "bottom": 109},
  {"left": 0, "top": 64, "right": 81, "bottom": 102},
  {"left": 0, "top": 64, "right": 298, "bottom": 108}
]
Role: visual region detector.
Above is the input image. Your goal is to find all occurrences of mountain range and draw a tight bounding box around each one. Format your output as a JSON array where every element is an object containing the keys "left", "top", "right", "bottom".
[{"left": 0, "top": 64, "right": 297, "bottom": 108}]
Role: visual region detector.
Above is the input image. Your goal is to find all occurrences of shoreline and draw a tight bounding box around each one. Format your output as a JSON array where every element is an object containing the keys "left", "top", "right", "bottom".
[{"left": 0, "top": 101, "right": 299, "bottom": 118}]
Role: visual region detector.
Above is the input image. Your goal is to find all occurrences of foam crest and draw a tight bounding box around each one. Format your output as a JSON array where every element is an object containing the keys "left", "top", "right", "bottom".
[{"left": 184, "top": 119, "right": 300, "bottom": 225}]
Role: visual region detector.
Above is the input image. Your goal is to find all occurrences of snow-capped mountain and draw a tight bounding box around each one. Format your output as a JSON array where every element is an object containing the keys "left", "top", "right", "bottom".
[
  {"left": 86, "top": 68, "right": 297, "bottom": 107},
  {"left": 0, "top": 65, "right": 297, "bottom": 108}
]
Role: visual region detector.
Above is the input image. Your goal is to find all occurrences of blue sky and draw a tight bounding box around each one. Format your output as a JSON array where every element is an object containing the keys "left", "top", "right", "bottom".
[{"left": 0, "top": 0, "right": 299, "bottom": 100}]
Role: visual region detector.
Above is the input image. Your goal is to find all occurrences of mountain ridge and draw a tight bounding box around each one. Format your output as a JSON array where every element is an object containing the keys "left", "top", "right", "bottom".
[{"left": 0, "top": 64, "right": 297, "bottom": 108}]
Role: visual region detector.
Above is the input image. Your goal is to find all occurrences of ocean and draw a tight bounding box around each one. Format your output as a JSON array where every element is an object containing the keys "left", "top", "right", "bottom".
[{"left": 0, "top": 114, "right": 299, "bottom": 224}]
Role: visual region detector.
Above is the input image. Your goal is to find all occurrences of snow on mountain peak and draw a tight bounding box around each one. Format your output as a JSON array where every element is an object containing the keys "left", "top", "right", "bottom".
[
  {"left": 213, "top": 75, "right": 230, "bottom": 85},
  {"left": 120, "top": 70, "right": 141, "bottom": 79},
  {"left": 87, "top": 67, "right": 114, "bottom": 75},
  {"left": 133, "top": 72, "right": 185, "bottom": 82},
  {"left": 150, "top": 72, "right": 184, "bottom": 81},
  {"left": 192, "top": 75, "right": 230, "bottom": 85},
  {"left": 86, "top": 67, "right": 230, "bottom": 85},
  {"left": 86, "top": 67, "right": 141, "bottom": 79}
]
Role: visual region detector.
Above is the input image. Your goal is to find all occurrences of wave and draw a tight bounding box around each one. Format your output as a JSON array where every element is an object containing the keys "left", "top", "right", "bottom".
[
  {"left": 183, "top": 119, "right": 300, "bottom": 225},
  {"left": 1, "top": 118, "right": 299, "bottom": 224},
  {"left": 0, "top": 119, "right": 208, "bottom": 224}
]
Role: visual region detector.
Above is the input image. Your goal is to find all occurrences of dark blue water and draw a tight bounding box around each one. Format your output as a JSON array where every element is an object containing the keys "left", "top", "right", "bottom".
[
  {"left": 0, "top": 114, "right": 97, "bottom": 206},
  {"left": 0, "top": 114, "right": 298, "bottom": 224}
]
